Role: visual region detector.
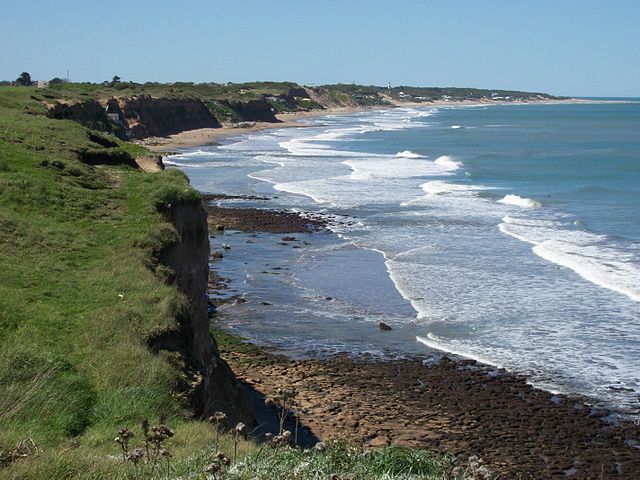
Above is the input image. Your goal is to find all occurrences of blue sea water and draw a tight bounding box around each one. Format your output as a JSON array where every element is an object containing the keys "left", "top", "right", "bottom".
[{"left": 167, "top": 100, "right": 640, "bottom": 413}]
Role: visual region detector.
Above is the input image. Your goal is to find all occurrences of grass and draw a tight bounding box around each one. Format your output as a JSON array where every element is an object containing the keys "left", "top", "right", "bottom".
[
  {"left": 227, "top": 441, "right": 449, "bottom": 480},
  {"left": 0, "top": 85, "right": 457, "bottom": 479}
]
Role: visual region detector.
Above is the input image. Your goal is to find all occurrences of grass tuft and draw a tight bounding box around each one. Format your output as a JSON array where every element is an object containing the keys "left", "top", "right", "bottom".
[{"left": 227, "top": 440, "right": 449, "bottom": 480}]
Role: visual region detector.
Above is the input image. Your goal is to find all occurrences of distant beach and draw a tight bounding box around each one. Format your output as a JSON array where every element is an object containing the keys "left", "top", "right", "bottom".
[
  {"left": 142, "top": 107, "right": 361, "bottom": 152},
  {"left": 142, "top": 97, "right": 594, "bottom": 153}
]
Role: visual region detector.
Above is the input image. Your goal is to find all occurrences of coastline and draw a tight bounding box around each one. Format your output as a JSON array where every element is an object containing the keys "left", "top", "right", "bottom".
[
  {"left": 141, "top": 97, "right": 600, "bottom": 153},
  {"left": 142, "top": 106, "right": 363, "bottom": 152}
]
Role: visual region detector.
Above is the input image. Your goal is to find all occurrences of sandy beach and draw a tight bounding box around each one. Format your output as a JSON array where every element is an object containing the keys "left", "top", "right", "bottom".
[{"left": 141, "top": 107, "right": 363, "bottom": 153}]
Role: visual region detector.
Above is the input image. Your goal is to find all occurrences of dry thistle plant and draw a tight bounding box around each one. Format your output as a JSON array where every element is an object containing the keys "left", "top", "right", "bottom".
[
  {"left": 141, "top": 415, "right": 174, "bottom": 476},
  {"left": 270, "top": 430, "right": 292, "bottom": 454},
  {"left": 114, "top": 428, "right": 134, "bottom": 462},
  {"left": 114, "top": 415, "right": 174, "bottom": 476},
  {"left": 449, "top": 455, "right": 495, "bottom": 480},
  {"left": 266, "top": 387, "right": 299, "bottom": 440},
  {"left": 0, "top": 439, "right": 40, "bottom": 467},
  {"left": 232, "top": 422, "right": 246, "bottom": 462},
  {"left": 203, "top": 459, "right": 221, "bottom": 479},
  {"left": 207, "top": 411, "right": 228, "bottom": 453}
]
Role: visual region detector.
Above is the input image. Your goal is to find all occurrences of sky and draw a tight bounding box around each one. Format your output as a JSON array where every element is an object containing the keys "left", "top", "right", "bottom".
[{"left": 1, "top": 0, "right": 638, "bottom": 97}]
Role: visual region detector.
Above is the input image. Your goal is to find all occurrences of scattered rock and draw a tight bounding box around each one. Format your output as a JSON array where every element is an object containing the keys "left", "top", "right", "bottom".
[
  {"left": 261, "top": 302, "right": 272, "bottom": 306},
  {"left": 368, "top": 435, "right": 391, "bottom": 447},
  {"left": 222, "top": 244, "right": 231, "bottom": 250},
  {"left": 282, "top": 236, "right": 296, "bottom": 241},
  {"left": 235, "top": 298, "right": 247, "bottom": 304},
  {"left": 205, "top": 205, "right": 326, "bottom": 234},
  {"left": 379, "top": 322, "right": 392, "bottom": 331},
  {"left": 211, "top": 251, "right": 224, "bottom": 259}
]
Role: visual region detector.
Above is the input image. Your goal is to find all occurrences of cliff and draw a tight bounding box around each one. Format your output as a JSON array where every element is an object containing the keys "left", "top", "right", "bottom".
[
  {"left": 49, "top": 96, "right": 221, "bottom": 140},
  {"left": 112, "top": 96, "right": 221, "bottom": 138},
  {"left": 151, "top": 199, "right": 252, "bottom": 425},
  {"left": 44, "top": 81, "right": 565, "bottom": 141}
]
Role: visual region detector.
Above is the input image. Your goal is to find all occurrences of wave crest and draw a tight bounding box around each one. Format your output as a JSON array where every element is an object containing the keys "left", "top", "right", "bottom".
[
  {"left": 395, "top": 150, "right": 424, "bottom": 159},
  {"left": 498, "top": 194, "right": 542, "bottom": 208}
]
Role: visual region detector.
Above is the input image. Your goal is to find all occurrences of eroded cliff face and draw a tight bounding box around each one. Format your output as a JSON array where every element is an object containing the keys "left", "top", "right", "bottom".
[
  {"left": 48, "top": 100, "right": 117, "bottom": 133},
  {"left": 153, "top": 199, "right": 252, "bottom": 425},
  {"left": 48, "top": 96, "right": 221, "bottom": 140},
  {"left": 220, "top": 99, "right": 279, "bottom": 123},
  {"left": 116, "top": 96, "right": 221, "bottom": 138}
]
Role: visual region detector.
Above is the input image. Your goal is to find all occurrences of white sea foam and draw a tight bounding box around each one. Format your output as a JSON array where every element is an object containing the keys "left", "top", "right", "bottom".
[
  {"left": 168, "top": 149, "right": 217, "bottom": 158},
  {"left": 500, "top": 215, "right": 640, "bottom": 302},
  {"left": 433, "top": 155, "right": 462, "bottom": 170},
  {"left": 498, "top": 194, "right": 542, "bottom": 208},
  {"left": 343, "top": 155, "right": 458, "bottom": 180},
  {"left": 395, "top": 150, "right": 425, "bottom": 159},
  {"left": 279, "top": 137, "right": 373, "bottom": 158},
  {"left": 419, "top": 180, "right": 483, "bottom": 196},
  {"left": 451, "top": 125, "right": 462, "bottom": 129},
  {"left": 416, "top": 335, "right": 501, "bottom": 368},
  {"left": 277, "top": 108, "right": 432, "bottom": 158},
  {"left": 163, "top": 159, "right": 240, "bottom": 169}
]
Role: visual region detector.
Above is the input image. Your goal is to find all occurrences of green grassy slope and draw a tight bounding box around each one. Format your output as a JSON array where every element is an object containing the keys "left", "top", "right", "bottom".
[{"left": 0, "top": 86, "right": 239, "bottom": 477}]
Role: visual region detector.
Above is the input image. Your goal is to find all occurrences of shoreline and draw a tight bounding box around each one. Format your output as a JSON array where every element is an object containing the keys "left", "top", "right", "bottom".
[
  {"left": 204, "top": 199, "right": 640, "bottom": 478},
  {"left": 141, "top": 97, "right": 600, "bottom": 153},
  {"left": 142, "top": 106, "right": 363, "bottom": 152}
]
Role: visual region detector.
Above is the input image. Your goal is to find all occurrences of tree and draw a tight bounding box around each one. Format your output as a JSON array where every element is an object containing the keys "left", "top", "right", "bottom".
[
  {"left": 15, "top": 72, "right": 32, "bottom": 86},
  {"left": 49, "top": 77, "right": 66, "bottom": 85},
  {"left": 111, "top": 75, "right": 121, "bottom": 86}
]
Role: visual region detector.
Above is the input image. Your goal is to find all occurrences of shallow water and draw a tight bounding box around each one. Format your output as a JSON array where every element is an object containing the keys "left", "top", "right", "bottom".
[{"left": 168, "top": 101, "right": 640, "bottom": 413}]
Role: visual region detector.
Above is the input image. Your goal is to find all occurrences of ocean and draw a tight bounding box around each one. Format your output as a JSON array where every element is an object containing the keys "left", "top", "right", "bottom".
[{"left": 166, "top": 100, "right": 640, "bottom": 414}]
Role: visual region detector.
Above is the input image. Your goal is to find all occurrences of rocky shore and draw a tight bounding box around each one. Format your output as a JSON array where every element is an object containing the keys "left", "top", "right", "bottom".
[
  {"left": 203, "top": 197, "right": 640, "bottom": 479},
  {"left": 223, "top": 345, "right": 640, "bottom": 479},
  {"left": 203, "top": 194, "right": 327, "bottom": 234}
]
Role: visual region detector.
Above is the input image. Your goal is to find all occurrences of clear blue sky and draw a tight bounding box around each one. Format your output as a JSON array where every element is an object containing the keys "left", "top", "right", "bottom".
[{"left": 1, "top": 0, "right": 638, "bottom": 96}]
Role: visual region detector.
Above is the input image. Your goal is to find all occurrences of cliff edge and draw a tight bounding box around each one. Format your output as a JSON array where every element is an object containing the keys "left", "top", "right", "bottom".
[{"left": 153, "top": 199, "right": 252, "bottom": 425}]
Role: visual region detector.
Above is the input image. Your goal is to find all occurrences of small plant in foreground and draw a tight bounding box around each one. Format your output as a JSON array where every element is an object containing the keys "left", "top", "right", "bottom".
[
  {"left": 232, "top": 422, "right": 246, "bottom": 462},
  {"left": 266, "top": 387, "right": 300, "bottom": 442},
  {"left": 449, "top": 455, "right": 495, "bottom": 480},
  {"left": 115, "top": 428, "right": 134, "bottom": 462},
  {"left": 204, "top": 451, "right": 231, "bottom": 480},
  {"left": 208, "top": 410, "right": 228, "bottom": 452},
  {"left": 114, "top": 415, "right": 174, "bottom": 476},
  {"left": 0, "top": 439, "right": 40, "bottom": 468}
]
